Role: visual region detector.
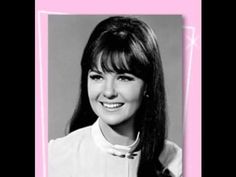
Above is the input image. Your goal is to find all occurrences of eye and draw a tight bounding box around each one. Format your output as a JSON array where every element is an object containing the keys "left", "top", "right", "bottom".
[
  {"left": 117, "top": 75, "right": 135, "bottom": 81},
  {"left": 89, "top": 74, "right": 103, "bottom": 81}
]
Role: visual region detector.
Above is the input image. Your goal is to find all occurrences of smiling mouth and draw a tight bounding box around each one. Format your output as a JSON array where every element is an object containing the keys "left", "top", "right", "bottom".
[{"left": 100, "top": 102, "right": 124, "bottom": 109}]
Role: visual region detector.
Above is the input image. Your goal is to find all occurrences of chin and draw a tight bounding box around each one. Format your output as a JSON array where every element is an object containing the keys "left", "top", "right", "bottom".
[
  {"left": 100, "top": 116, "right": 125, "bottom": 126},
  {"left": 100, "top": 114, "right": 134, "bottom": 127}
]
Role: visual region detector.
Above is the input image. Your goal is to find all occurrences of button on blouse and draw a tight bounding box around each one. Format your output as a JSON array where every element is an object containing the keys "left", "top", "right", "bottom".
[{"left": 48, "top": 118, "right": 182, "bottom": 177}]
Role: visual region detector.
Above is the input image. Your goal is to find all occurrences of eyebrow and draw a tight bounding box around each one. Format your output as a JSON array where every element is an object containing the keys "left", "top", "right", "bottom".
[
  {"left": 89, "top": 68, "right": 133, "bottom": 75},
  {"left": 88, "top": 69, "right": 103, "bottom": 74}
]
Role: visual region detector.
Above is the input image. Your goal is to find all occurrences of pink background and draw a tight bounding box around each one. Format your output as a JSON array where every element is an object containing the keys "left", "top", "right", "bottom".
[{"left": 35, "top": 0, "right": 201, "bottom": 177}]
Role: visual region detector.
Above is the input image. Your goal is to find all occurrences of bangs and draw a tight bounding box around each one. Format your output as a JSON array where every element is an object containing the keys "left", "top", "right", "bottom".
[
  {"left": 91, "top": 49, "right": 131, "bottom": 73},
  {"left": 90, "top": 33, "right": 151, "bottom": 80}
]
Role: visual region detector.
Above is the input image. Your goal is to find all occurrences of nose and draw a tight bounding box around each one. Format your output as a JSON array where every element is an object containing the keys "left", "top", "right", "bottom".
[{"left": 103, "top": 77, "right": 117, "bottom": 99}]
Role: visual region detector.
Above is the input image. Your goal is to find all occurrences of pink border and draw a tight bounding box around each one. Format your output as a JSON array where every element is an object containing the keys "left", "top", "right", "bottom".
[{"left": 35, "top": 1, "right": 201, "bottom": 177}]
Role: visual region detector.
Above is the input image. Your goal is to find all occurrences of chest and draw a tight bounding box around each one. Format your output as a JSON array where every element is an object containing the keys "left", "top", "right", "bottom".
[{"left": 73, "top": 139, "right": 141, "bottom": 177}]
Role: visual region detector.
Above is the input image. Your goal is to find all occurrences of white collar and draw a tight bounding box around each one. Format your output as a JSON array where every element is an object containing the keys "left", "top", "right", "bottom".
[{"left": 91, "top": 118, "right": 140, "bottom": 158}]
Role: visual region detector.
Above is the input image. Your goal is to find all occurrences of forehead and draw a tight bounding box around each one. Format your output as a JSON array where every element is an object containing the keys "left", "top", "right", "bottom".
[
  {"left": 90, "top": 63, "right": 129, "bottom": 74},
  {"left": 90, "top": 51, "right": 131, "bottom": 74}
]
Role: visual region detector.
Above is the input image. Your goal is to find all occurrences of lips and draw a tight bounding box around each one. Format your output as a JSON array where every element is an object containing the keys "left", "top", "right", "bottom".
[{"left": 100, "top": 102, "right": 124, "bottom": 109}]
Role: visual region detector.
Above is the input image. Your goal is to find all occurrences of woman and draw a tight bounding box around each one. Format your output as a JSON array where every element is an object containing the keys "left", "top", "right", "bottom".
[{"left": 48, "top": 16, "right": 182, "bottom": 177}]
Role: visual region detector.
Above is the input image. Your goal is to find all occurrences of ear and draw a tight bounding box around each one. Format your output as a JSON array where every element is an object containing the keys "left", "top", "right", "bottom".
[{"left": 143, "top": 84, "right": 148, "bottom": 96}]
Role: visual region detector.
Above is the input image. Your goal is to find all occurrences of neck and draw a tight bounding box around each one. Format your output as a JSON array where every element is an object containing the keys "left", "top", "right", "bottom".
[{"left": 99, "top": 118, "right": 136, "bottom": 146}]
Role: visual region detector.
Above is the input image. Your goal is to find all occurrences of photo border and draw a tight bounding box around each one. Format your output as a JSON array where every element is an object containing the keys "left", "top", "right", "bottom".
[{"left": 35, "top": 1, "right": 201, "bottom": 177}]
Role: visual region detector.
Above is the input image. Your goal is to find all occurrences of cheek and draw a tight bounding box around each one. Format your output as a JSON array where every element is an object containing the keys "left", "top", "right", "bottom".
[
  {"left": 87, "top": 81, "right": 100, "bottom": 101},
  {"left": 120, "top": 84, "right": 145, "bottom": 103},
  {"left": 87, "top": 81, "right": 103, "bottom": 101}
]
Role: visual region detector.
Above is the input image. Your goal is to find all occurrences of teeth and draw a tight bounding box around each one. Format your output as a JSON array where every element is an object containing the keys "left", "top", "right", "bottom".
[{"left": 103, "top": 103, "right": 123, "bottom": 109}]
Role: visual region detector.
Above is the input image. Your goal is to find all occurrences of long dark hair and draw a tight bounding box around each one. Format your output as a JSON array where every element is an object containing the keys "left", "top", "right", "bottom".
[{"left": 68, "top": 16, "right": 168, "bottom": 177}]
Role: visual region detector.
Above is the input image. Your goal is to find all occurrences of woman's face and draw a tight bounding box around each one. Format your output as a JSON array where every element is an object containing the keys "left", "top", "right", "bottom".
[{"left": 87, "top": 66, "right": 146, "bottom": 127}]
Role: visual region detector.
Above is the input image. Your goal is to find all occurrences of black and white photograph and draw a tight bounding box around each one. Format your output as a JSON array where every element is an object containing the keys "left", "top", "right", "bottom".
[{"left": 48, "top": 15, "right": 183, "bottom": 177}]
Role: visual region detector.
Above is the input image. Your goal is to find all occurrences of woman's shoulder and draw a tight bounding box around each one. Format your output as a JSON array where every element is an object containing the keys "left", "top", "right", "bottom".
[
  {"left": 159, "top": 140, "right": 182, "bottom": 177},
  {"left": 48, "top": 125, "right": 92, "bottom": 161},
  {"left": 48, "top": 126, "right": 92, "bottom": 177},
  {"left": 48, "top": 126, "right": 91, "bottom": 151}
]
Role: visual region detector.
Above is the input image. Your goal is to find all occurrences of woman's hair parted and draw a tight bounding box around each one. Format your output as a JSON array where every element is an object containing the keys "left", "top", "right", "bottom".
[{"left": 68, "top": 16, "right": 168, "bottom": 176}]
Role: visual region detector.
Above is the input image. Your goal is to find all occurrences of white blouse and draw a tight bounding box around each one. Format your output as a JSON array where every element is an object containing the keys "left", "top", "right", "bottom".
[{"left": 48, "top": 118, "right": 182, "bottom": 177}]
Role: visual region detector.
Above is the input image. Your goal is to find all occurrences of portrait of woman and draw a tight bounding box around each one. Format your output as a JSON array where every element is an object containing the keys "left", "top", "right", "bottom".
[{"left": 48, "top": 15, "right": 182, "bottom": 177}]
